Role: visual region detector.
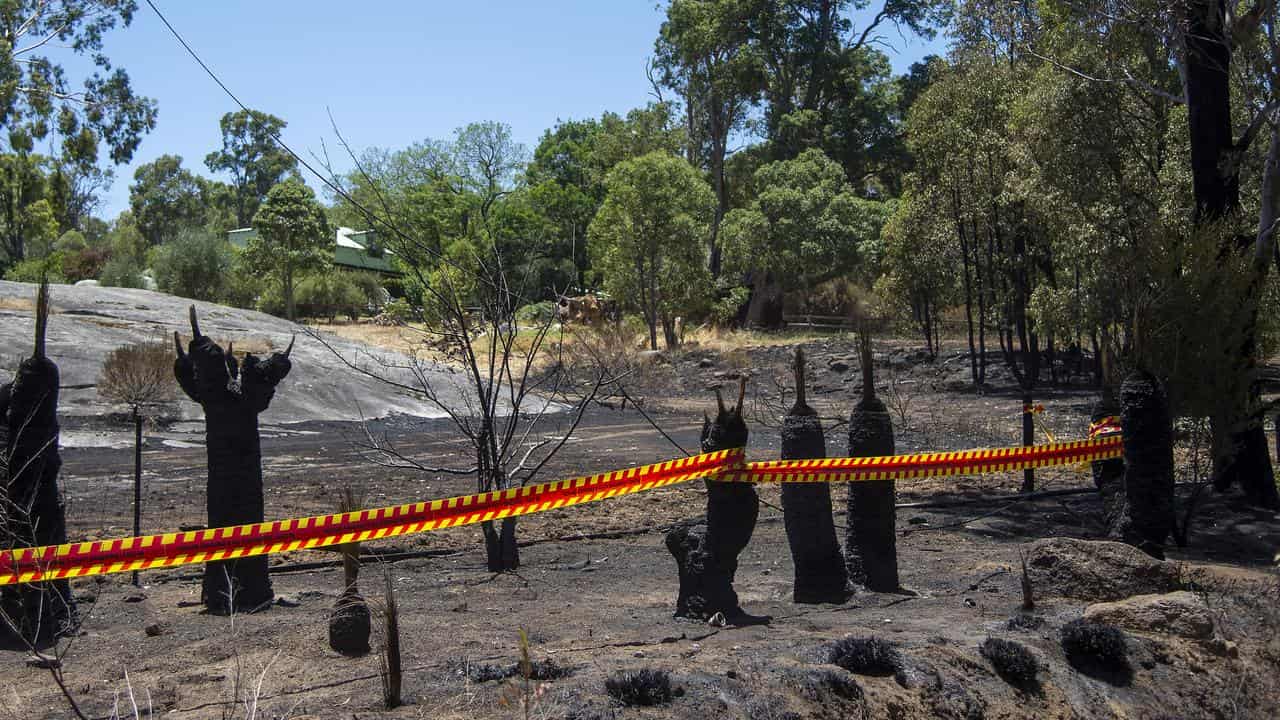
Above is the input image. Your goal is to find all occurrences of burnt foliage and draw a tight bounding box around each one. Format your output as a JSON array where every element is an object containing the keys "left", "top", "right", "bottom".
[
  {"left": 605, "top": 668, "right": 674, "bottom": 707},
  {"left": 828, "top": 636, "right": 901, "bottom": 676},
  {"left": 1060, "top": 619, "right": 1132, "bottom": 684},
  {"left": 980, "top": 638, "right": 1038, "bottom": 687}
]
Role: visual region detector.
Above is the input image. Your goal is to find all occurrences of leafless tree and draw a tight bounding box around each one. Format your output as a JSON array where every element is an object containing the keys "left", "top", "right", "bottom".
[
  {"left": 312, "top": 123, "right": 617, "bottom": 572},
  {"left": 98, "top": 339, "right": 176, "bottom": 586}
]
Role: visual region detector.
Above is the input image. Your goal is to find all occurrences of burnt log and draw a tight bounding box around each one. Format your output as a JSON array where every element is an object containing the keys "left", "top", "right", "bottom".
[
  {"left": 0, "top": 282, "right": 75, "bottom": 645},
  {"left": 666, "top": 381, "right": 769, "bottom": 625},
  {"left": 1090, "top": 398, "right": 1127, "bottom": 539},
  {"left": 175, "top": 307, "right": 293, "bottom": 614},
  {"left": 1118, "top": 370, "right": 1174, "bottom": 559},
  {"left": 845, "top": 340, "right": 899, "bottom": 592},
  {"left": 780, "top": 349, "right": 847, "bottom": 603}
]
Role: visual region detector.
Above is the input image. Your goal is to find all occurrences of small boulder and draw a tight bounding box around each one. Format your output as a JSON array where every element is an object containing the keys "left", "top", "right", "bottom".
[
  {"left": 144, "top": 622, "right": 169, "bottom": 637},
  {"left": 1083, "top": 591, "right": 1214, "bottom": 640},
  {"left": 1023, "top": 537, "right": 1181, "bottom": 601}
]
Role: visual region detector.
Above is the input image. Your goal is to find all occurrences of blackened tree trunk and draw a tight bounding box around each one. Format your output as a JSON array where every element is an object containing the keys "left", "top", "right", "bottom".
[
  {"left": 0, "top": 282, "right": 75, "bottom": 645},
  {"left": 1090, "top": 397, "right": 1127, "bottom": 538},
  {"left": 1182, "top": 0, "right": 1277, "bottom": 509},
  {"left": 1119, "top": 370, "right": 1175, "bottom": 559},
  {"left": 780, "top": 349, "right": 847, "bottom": 603},
  {"left": 745, "top": 272, "right": 785, "bottom": 329},
  {"left": 845, "top": 338, "right": 899, "bottom": 592},
  {"left": 482, "top": 517, "right": 519, "bottom": 573},
  {"left": 666, "top": 382, "right": 768, "bottom": 625},
  {"left": 175, "top": 307, "right": 293, "bottom": 614}
]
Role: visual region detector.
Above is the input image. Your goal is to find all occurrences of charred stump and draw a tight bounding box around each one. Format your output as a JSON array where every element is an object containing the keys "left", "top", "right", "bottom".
[
  {"left": 175, "top": 307, "right": 293, "bottom": 614},
  {"left": 329, "top": 492, "right": 371, "bottom": 655},
  {"left": 0, "top": 282, "right": 75, "bottom": 645},
  {"left": 1118, "top": 370, "right": 1174, "bottom": 559},
  {"left": 666, "top": 380, "right": 769, "bottom": 625},
  {"left": 845, "top": 341, "right": 899, "bottom": 592},
  {"left": 780, "top": 349, "right": 847, "bottom": 603},
  {"left": 1090, "top": 397, "right": 1127, "bottom": 539}
]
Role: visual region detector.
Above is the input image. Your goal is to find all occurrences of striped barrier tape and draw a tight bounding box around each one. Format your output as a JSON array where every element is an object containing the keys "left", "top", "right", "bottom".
[
  {"left": 0, "top": 436, "right": 1123, "bottom": 586},
  {"left": 1089, "top": 415, "right": 1122, "bottom": 438}
]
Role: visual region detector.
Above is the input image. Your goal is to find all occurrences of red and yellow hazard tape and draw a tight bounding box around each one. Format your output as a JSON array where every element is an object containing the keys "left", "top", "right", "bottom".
[{"left": 0, "top": 436, "right": 1122, "bottom": 586}]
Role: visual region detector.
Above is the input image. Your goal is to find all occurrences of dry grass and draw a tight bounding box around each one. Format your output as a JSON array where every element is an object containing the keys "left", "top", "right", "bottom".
[
  {"left": 308, "top": 320, "right": 433, "bottom": 357},
  {"left": 0, "top": 297, "right": 41, "bottom": 312}
]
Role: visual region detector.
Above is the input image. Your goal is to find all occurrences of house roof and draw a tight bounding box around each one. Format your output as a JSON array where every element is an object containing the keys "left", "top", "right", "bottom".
[{"left": 227, "top": 227, "right": 400, "bottom": 275}]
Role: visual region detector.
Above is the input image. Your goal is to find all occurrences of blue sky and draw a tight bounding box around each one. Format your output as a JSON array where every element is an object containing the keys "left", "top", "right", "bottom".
[{"left": 83, "top": 1, "right": 946, "bottom": 219}]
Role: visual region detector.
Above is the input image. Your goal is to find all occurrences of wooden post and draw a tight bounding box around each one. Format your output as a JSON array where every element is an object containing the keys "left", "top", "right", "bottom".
[{"left": 132, "top": 406, "right": 142, "bottom": 587}]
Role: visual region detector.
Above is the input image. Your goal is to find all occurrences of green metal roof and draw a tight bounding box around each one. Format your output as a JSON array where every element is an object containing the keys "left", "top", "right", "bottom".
[{"left": 226, "top": 228, "right": 400, "bottom": 275}]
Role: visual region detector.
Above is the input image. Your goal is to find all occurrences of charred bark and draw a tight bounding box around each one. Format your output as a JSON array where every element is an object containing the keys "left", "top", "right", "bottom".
[
  {"left": 780, "top": 349, "right": 847, "bottom": 604},
  {"left": 1090, "top": 397, "right": 1127, "bottom": 539},
  {"left": 175, "top": 307, "right": 293, "bottom": 614},
  {"left": 845, "top": 341, "right": 899, "bottom": 592},
  {"left": 666, "top": 381, "right": 768, "bottom": 625},
  {"left": 1118, "top": 370, "right": 1175, "bottom": 559},
  {"left": 482, "top": 517, "right": 519, "bottom": 573},
  {"left": 0, "top": 283, "right": 75, "bottom": 646},
  {"left": 745, "top": 272, "right": 785, "bottom": 330}
]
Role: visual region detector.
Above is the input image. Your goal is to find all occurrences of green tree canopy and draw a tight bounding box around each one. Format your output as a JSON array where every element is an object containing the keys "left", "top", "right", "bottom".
[
  {"left": 248, "top": 180, "right": 331, "bottom": 320},
  {"left": 206, "top": 109, "right": 299, "bottom": 227},
  {"left": 149, "top": 229, "right": 232, "bottom": 302},
  {"left": 721, "top": 148, "right": 888, "bottom": 324},
  {"left": 0, "top": 1, "right": 157, "bottom": 167},
  {"left": 588, "top": 151, "right": 713, "bottom": 350},
  {"left": 129, "top": 155, "right": 207, "bottom": 246}
]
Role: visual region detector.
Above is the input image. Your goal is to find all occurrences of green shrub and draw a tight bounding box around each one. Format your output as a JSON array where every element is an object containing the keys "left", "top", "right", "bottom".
[
  {"left": 4, "top": 254, "right": 66, "bottom": 283},
  {"left": 99, "top": 254, "right": 146, "bottom": 288},
  {"left": 221, "top": 265, "right": 267, "bottom": 310},
  {"left": 710, "top": 285, "right": 751, "bottom": 326},
  {"left": 381, "top": 297, "right": 413, "bottom": 323},
  {"left": 348, "top": 271, "right": 389, "bottom": 310},
  {"left": 256, "top": 282, "right": 286, "bottom": 316},
  {"left": 150, "top": 230, "right": 232, "bottom": 301},
  {"left": 516, "top": 300, "right": 556, "bottom": 324},
  {"left": 296, "top": 271, "right": 365, "bottom": 321}
]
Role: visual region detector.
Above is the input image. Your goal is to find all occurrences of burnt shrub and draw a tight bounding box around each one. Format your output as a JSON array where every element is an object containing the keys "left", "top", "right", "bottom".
[
  {"left": 980, "top": 638, "right": 1038, "bottom": 687},
  {"left": 784, "top": 666, "right": 863, "bottom": 703},
  {"left": 450, "top": 656, "right": 571, "bottom": 683},
  {"left": 1006, "top": 614, "right": 1044, "bottom": 632},
  {"left": 828, "top": 636, "right": 901, "bottom": 676},
  {"left": 1061, "top": 619, "right": 1131, "bottom": 684},
  {"left": 605, "top": 669, "right": 673, "bottom": 706}
]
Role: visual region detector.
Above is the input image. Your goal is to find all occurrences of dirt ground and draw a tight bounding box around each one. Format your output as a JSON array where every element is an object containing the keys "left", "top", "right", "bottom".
[{"left": 4, "top": 333, "right": 1280, "bottom": 719}]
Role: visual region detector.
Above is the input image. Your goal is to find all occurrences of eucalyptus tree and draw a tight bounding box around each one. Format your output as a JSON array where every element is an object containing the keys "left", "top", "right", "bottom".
[
  {"left": 589, "top": 151, "right": 714, "bottom": 349},
  {"left": 720, "top": 148, "right": 888, "bottom": 328},
  {"left": 206, "top": 109, "right": 300, "bottom": 227},
  {"left": 248, "top": 180, "right": 332, "bottom": 321}
]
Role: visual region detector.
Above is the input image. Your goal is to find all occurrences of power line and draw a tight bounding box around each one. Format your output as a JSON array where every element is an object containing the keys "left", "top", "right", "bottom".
[{"left": 142, "top": 0, "right": 518, "bottom": 300}]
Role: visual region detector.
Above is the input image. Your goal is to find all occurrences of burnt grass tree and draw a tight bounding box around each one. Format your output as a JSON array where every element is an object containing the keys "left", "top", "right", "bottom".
[
  {"left": 666, "top": 380, "right": 770, "bottom": 625},
  {"left": 0, "top": 281, "right": 75, "bottom": 644},
  {"left": 174, "top": 306, "right": 294, "bottom": 614},
  {"left": 1118, "top": 369, "right": 1175, "bottom": 559},
  {"left": 1090, "top": 396, "right": 1126, "bottom": 538},
  {"left": 780, "top": 348, "right": 847, "bottom": 603},
  {"left": 845, "top": 334, "right": 899, "bottom": 592},
  {"left": 329, "top": 487, "right": 371, "bottom": 655}
]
